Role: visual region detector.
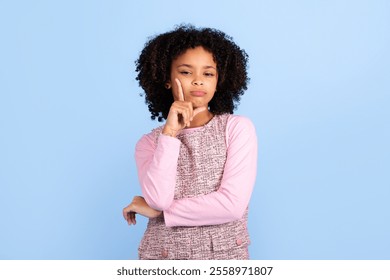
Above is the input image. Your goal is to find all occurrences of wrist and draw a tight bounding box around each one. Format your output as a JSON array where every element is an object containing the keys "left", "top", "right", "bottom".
[{"left": 162, "top": 126, "right": 178, "bottom": 137}]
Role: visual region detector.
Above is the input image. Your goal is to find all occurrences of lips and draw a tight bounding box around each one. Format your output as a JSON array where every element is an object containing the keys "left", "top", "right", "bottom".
[{"left": 190, "top": 91, "right": 206, "bottom": 97}]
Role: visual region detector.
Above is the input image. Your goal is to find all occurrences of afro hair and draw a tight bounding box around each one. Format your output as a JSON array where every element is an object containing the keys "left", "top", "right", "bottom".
[{"left": 135, "top": 24, "right": 249, "bottom": 121}]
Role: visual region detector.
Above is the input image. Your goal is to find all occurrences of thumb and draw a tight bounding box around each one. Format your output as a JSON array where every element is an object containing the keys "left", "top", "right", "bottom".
[{"left": 193, "top": 107, "right": 207, "bottom": 118}]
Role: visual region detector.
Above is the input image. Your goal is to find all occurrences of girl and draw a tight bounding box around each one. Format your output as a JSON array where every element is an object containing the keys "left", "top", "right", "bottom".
[{"left": 123, "top": 24, "right": 257, "bottom": 260}]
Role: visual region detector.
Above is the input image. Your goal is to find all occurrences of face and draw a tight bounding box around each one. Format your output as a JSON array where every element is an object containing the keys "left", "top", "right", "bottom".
[{"left": 168, "top": 46, "right": 218, "bottom": 109}]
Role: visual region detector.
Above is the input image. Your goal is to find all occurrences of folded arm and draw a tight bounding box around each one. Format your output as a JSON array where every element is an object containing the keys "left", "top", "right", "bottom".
[
  {"left": 135, "top": 133, "right": 181, "bottom": 210},
  {"left": 163, "top": 116, "right": 258, "bottom": 227}
]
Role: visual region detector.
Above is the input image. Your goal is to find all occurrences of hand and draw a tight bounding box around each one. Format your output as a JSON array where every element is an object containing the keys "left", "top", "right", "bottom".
[
  {"left": 123, "top": 196, "right": 162, "bottom": 225},
  {"left": 162, "top": 79, "right": 206, "bottom": 137}
]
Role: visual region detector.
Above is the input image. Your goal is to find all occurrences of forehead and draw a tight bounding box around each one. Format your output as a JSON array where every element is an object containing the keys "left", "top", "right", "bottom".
[{"left": 172, "top": 46, "right": 216, "bottom": 66}]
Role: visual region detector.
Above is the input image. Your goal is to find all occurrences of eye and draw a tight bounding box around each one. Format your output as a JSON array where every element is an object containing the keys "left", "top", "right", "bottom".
[
  {"left": 204, "top": 72, "right": 215, "bottom": 77},
  {"left": 180, "top": 71, "right": 191, "bottom": 75}
]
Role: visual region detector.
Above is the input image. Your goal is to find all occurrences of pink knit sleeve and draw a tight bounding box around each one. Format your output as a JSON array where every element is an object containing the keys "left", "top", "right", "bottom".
[
  {"left": 163, "top": 115, "right": 258, "bottom": 227},
  {"left": 135, "top": 133, "right": 181, "bottom": 210}
]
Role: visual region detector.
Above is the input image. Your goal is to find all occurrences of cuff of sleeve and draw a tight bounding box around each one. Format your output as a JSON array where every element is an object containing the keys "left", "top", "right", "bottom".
[
  {"left": 158, "top": 133, "right": 181, "bottom": 144},
  {"left": 163, "top": 205, "right": 176, "bottom": 227},
  {"left": 156, "top": 133, "right": 181, "bottom": 158}
]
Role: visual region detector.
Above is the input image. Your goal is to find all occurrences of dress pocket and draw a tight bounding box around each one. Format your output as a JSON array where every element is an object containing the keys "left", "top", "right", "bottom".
[{"left": 210, "top": 220, "right": 250, "bottom": 253}]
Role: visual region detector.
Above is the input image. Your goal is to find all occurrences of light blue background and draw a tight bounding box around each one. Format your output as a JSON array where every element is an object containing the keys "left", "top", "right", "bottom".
[{"left": 1, "top": 0, "right": 389, "bottom": 259}]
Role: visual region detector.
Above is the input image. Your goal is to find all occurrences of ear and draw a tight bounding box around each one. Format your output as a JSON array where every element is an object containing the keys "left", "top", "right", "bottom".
[{"left": 165, "top": 82, "right": 171, "bottom": 89}]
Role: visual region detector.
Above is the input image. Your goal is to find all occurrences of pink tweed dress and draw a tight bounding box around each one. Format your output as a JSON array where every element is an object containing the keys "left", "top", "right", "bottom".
[{"left": 136, "top": 114, "right": 257, "bottom": 260}]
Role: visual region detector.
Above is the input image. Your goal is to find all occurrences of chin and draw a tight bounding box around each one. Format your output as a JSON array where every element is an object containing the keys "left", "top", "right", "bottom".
[{"left": 192, "top": 102, "right": 206, "bottom": 108}]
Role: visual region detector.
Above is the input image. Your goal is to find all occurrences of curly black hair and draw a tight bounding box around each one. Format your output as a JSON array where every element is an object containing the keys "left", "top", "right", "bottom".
[{"left": 135, "top": 24, "right": 249, "bottom": 121}]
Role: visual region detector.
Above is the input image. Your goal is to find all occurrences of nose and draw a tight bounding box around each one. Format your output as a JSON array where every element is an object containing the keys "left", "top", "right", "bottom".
[{"left": 191, "top": 75, "right": 204, "bottom": 86}]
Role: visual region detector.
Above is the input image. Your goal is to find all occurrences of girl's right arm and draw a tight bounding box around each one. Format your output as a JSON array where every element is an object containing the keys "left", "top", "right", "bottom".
[
  {"left": 135, "top": 132, "right": 181, "bottom": 210},
  {"left": 136, "top": 78, "right": 205, "bottom": 210}
]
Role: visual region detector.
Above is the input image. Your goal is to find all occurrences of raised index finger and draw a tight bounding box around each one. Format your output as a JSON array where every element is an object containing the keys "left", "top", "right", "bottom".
[{"left": 175, "top": 78, "right": 185, "bottom": 101}]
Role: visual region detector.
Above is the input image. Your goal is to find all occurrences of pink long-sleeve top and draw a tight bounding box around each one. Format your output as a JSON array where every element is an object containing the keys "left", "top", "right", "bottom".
[{"left": 135, "top": 114, "right": 257, "bottom": 227}]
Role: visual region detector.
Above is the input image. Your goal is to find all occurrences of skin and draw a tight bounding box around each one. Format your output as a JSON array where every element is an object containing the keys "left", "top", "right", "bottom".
[{"left": 123, "top": 46, "right": 218, "bottom": 225}]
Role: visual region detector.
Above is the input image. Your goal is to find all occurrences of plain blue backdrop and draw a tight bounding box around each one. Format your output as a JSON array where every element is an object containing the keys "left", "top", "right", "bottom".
[{"left": 1, "top": 0, "right": 389, "bottom": 259}]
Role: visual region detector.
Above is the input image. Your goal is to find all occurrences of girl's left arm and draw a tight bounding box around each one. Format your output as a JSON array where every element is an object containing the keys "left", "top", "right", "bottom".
[{"left": 163, "top": 115, "right": 258, "bottom": 227}]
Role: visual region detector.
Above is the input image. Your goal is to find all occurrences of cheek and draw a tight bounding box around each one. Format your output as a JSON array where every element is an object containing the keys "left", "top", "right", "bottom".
[
  {"left": 209, "top": 81, "right": 218, "bottom": 92},
  {"left": 171, "top": 89, "right": 180, "bottom": 101},
  {"left": 176, "top": 79, "right": 191, "bottom": 93}
]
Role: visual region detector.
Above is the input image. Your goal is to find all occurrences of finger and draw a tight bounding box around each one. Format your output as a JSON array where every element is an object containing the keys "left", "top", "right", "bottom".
[
  {"left": 123, "top": 207, "right": 130, "bottom": 221},
  {"left": 132, "top": 212, "right": 136, "bottom": 225},
  {"left": 173, "top": 105, "right": 190, "bottom": 127},
  {"left": 193, "top": 106, "right": 207, "bottom": 118},
  {"left": 128, "top": 212, "right": 134, "bottom": 225},
  {"left": 180, "top": 106, "right": 191, "bottom": 127},
  {"left": 185, "top": 102, "right": 194, "bottom": 123},
  {"left": 175, "top": 78, "right": 185, "bottom": 101},
  {"left": 127, "top": 212, "right": 135, "bottom": 225},
  {"left": 126, "top": 212, "right": 131, "bottom": 224},
  {"left": 177, "top": 105, "right": 190, "bottom": 126}
]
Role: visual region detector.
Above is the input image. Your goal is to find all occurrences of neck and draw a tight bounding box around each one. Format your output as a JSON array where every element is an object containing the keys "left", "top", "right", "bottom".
[{"left": 187, "top": 110, "right": 214, "bottom": 128}]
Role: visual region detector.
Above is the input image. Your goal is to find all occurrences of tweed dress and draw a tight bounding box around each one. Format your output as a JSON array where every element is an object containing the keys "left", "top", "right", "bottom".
[{"left": 138, "top": 114, "right": 250, "bottom": 260}]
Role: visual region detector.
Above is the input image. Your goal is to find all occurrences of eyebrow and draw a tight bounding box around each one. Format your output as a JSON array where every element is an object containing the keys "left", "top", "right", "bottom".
[{"left": 177, "top": 64, "right": 216, "bottom": 70}]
